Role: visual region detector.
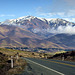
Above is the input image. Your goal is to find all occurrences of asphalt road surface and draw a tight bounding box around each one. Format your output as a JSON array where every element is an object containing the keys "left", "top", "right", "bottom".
[{"left": 22, "top": 58, "right": 75, "bottom": 75}]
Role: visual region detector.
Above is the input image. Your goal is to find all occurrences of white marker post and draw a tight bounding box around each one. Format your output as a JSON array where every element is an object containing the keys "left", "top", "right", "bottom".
[
  {"left": 11, "top": 56, "right": 13, "bottom": 68},
  {"left": 62, "top": 55, "right": 64, "bottom": 61},
  {"left": 46, "top": 56, "right": 47, "bottom": 59}
]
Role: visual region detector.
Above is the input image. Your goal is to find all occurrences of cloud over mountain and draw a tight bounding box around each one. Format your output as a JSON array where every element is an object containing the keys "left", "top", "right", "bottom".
[{"left": 49, "top": 25, "right": 75, "bottom": 34}]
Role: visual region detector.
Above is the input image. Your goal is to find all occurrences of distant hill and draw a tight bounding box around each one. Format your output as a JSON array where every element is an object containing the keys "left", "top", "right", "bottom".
[
  {"left": 47, "top": 34, "right": 75, "bottom": 49},
  {"left": 0, "top": 25, "right": 63, "bottom": 48}
]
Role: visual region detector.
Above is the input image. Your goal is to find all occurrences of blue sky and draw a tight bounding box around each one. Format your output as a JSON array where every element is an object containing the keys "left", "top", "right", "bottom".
[{"left": 0, "top": 0, "right": 75, "bottom": 22}]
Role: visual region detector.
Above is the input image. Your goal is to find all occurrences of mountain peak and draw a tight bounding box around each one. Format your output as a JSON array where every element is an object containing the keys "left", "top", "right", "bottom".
[
  {"left": 0, "top": 16, "right": 75, "bottom": 29},
  {"left": 16, "top": 15, "right": 36, "bottom": 20},
  {"left": 0, "top": 16, "right": 37, "bottom": 25}
]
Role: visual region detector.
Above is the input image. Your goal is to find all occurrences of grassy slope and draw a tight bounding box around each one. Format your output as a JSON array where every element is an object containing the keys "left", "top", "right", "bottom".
[
  {"left": 49, "top": 51, "right": 75, "bottom": 62},
  {"left": 0, "top": 48, "right": 35, "bottom": 75},
  {"left": 0, "top": 48, "right": 38, "bottom": 57}
]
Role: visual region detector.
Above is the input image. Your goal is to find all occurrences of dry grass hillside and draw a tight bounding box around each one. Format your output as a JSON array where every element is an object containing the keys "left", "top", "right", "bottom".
[
  {"left": 0, "top": 48, "right": 40, "bottom": 75},
  {"left": 0, "top": 25, "right": 64, "bottom": 48},
  {"left": 49, "top": 51, "right": 75, "bottom": 62}
]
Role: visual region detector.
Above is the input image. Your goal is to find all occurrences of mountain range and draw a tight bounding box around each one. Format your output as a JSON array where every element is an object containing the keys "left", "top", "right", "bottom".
[{"left": 0, "top": 16, "right": 75, "bottom": 49}]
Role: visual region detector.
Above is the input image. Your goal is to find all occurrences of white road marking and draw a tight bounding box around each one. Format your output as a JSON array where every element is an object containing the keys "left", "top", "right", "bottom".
[{"left": 25, "top": 58, "right": 64, "bottom": 75}]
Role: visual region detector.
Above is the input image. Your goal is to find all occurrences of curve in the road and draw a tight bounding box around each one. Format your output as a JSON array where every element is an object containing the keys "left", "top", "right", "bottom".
[{"left": 25, "top": 58, "right": 64, "bottom": 75}]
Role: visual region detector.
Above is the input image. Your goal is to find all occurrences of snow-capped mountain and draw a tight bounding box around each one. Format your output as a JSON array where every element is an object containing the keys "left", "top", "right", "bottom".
[
  {"left": 1, "top": 16, "right": 75, "bottom": 27},
  {"left": 0, "top": 16, "right": 51, "bottom": 34},
  {"left": 0, "top": 16, "right": 34, "bottom": 25},
  {"left": 0, "top": 16, "right": 75, "bottom": 49},
  {"left": 0, "top": 16, "right": 75, "bottom": 37},
  {"left": 0, "top": 16, "right": 46, "bottom": 25}
]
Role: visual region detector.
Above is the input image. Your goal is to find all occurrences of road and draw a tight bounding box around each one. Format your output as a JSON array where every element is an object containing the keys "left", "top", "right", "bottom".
[{"left": 22, "top": 58, "right": 75, "bottom": 75}]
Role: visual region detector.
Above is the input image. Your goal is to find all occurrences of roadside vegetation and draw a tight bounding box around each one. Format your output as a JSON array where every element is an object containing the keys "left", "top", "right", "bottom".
[
  {"left": 0, "top": 48, "right": 39, "bottom": 57},
  {"left": 0, "top": 48, "right": 28, "bottom": 75},
  {"left": 0, "top": 52, "right": 10, "bottom": 75},
  {"left": 7, "top": 58, "right": 27, "bottom": 75},
  {"left": 48, "top": 51, "right": 75, "bottom": 62},
  {"left": 0, "top": 47, "right": 42, "bottom": 75}
]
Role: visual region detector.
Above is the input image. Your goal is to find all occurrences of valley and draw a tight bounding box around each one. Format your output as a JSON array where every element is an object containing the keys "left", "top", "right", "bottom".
[{"left": 0, "top": 0, "right": 75, "bottom": 75}]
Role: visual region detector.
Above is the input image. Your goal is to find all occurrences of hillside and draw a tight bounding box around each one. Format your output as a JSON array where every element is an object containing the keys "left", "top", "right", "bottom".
[
  {"left": 49, "top": 51, "right": 75, "bottom": 62},
  {"left": 47, "top": 34, "right": 75, "bottom": 49},
  {"left": 0, "top": 25, "right": 64, "bottom": 48}
]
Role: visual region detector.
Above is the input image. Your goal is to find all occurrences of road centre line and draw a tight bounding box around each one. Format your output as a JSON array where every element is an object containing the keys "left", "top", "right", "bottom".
[{"left": 41, "top": 59, "right": 75, "bottom": 67}]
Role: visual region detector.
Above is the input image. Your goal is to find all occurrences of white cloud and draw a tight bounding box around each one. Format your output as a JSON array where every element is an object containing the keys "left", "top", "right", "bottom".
[
  {"left": 36, "top": 5, "right": 75, "bottom": 18},
  {"left": 49, "top": 25, "right": 75, "bottom": 34},
  {"left": 39, "top": 13, "right": 57, "bottom": 17},
  {"left": 0, "top": 14, "right": 15, "bottom": 17},
  {"left": 38, "top": 9, "right": 75, "bottom": 18},
  {"left": 38, "top": 12, "right": 65, "bottom": 18},
  {"left": 71, "top": 18, "right": 75, "bottom": 22},
  {"left": 32, "top": 25, "right": 75, "bottom": 35},
  {"left": 57, "top": 12, "right": 65, "bottom": 17}
]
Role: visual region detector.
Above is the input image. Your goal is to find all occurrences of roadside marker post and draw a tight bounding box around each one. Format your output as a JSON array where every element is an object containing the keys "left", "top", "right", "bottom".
[
  {"left": 46, "top": 56, "right": 47, "bottom": 59},
  {"left": 62, "top": 55, "right": 64, "bottom": 61},
  {"left": 11, "top": 56, "right": 13, "bottom": 68}
]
